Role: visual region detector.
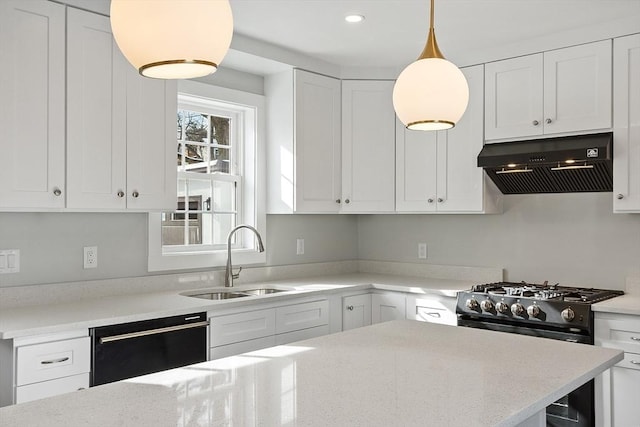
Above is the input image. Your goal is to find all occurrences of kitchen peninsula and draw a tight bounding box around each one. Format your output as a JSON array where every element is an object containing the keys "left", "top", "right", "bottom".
[{"left": 0, "top": 320, "right": 623, "bottom": 427}]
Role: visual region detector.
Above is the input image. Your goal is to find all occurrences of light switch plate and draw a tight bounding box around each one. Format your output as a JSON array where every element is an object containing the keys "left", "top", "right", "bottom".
[
  {"left": 296, "top": 238, "right": 304, "bottom": 255},
  {"left": 0, "top": 249, "right": 20, "bottom": 274},
  {"left": 418, "top": 243, "right": 427, "bottom": 259}
]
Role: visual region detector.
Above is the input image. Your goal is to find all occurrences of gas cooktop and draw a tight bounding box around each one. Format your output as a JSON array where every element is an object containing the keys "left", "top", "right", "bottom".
[{"left": 469, "top": 281, "right": 624, "bottom": 304}]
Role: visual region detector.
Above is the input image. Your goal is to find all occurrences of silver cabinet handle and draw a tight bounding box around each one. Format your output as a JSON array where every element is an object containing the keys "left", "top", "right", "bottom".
[
  {"left": 346, "top": 305, "right": 354, "bottom": 311},
  {"left": 532, "top": 120, "right": 539, "bottom": 126},
  {"left": 345, "top": 199, "right": 350, "bottom": 204},
  {"left": 53, "top": 188, "right": 62, "bottom": 196},
  {"left": 617, "top": 194, "right": 624, "bottom": 200},
  {"left": 99, "top": 321, "right": 208, "bottom": 344},
  {"left": 335, "top": 199, "right": 341, "bottom": 204},
  {"left": 132, "top": 190, "right": 139, "bottom": 198},
  {"left": 565, "top": 338, "right": 579, "bottom": 343},
  {"left": 427, "top": 198, "right": 434, "bottom": 203},
  {"left": 437, "top": 198, "right": 444, "bottom": 203},
  {"left": 117, "top": 190, "right": 125, "bottom": 198},
  {"left": 41, "top": 357, "right": 69, "bottom": 365},
  {"left": 545, "top": 118, "right": 552, "bottom": 124},
  {"left": 424, "top": 312, "right": 441, "bottom": 318},
  {"left": 631, "top": 360, "right": 640, "bottom": 365},
  {"left": 631, "top": 336, "right": 640, "bottom": 341}
]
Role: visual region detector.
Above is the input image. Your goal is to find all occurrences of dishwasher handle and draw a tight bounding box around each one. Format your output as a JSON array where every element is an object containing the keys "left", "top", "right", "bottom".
[{"left": 99, "top": 321, "right": 209, "bottom": 344}]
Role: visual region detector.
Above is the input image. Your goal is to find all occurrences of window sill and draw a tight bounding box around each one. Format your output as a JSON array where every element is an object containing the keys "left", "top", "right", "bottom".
[{"left": 148, "top": 247, "right": 266, "bottom": 272}]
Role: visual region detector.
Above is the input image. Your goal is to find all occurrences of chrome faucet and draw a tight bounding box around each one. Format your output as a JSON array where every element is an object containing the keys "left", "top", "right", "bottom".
[{"left": 224, "top": 224, "right": 265, "bottom": 287}]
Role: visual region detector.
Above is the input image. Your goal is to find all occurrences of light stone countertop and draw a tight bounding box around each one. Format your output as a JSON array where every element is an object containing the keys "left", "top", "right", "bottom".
[
  {"left": 0, "top": 273, "right": 478, "bottom": 339},
  {"left": 593, "top": 294, "right": 640, "bottom": 315},
  {"left": 0, "top": 320, "right": 623, "bottom": 427}
]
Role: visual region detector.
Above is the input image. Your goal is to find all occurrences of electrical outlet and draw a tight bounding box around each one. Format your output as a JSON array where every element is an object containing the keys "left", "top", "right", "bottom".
[
  {"left": 0, "top": 249, "right": 20, "bottom": 274},
  {"left": 296, "top": 238, "right": 305, "bottom": 255},
  {"left": 418, "top": 243, "right": 427, "bottom": 259},
  {"left": 84, "top": 246, "right": 98, "bottom": 269}
]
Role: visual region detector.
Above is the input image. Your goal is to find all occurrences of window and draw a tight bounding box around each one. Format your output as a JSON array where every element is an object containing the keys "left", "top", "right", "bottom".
[{"left": 148, "top": 81, "right": 265, "bottom": 271}]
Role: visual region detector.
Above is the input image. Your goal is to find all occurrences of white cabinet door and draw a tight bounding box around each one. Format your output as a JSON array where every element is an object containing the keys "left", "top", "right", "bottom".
[
  {"left": 209, "top": 308, "right": 276, "bottom": 347},
  {"left": 15, "top": 373, "right": 89, "bottom": 404},
  {"left": 485, "top": 54, "right": 543, "bottom": 140},
  {"left": 275, "top": 300, "right": 329, "bottom": 334},
  {"left": 543, "top": 40, "right": 612, "bottom": 135},
  {"left": 371, "top": 293, "right": 406, "bottom": 324},
  {"left": 396, "top": 65, "right": 501, "bottom": 214},
  {"left": 341, "top": 80, "right": 395, "bottom": 212},
  {"left": 613, "top": 34, "right": 640, "bottom": 212},
  {"left": 343, "top": 294, "right": 372, "bottom": 330},
  {"left": 294, "top": 70, "right": 342, "bottom": 213},
  {"left": 485, "top": 41, "right": 612, "bottom": 141},
  {"left": 125, "top": 70, "right": 177, "bottom": 211},
  {"left": 395, "top": 125, "right": 438, "bottom": 212},
  {"left": 0, "top": 0, "right": 66, "bottom": 209},
  {"left": 606, "top": 356, "right": 640, "bottom": 427},
  {"left": 437, "top": 65, "right": 488, "bottom": 213},
  {"left": 66, "top": 8, "right": 127, "bottom": 209}
]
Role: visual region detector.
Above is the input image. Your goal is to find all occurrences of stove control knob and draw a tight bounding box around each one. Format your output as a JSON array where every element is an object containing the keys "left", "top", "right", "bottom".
[
  {"left": 466, "top": 299, "right": 479, "bottom": 311},
  {"left": 495, "top": 301, "right": 509, "bottom": 314},
  {"left": 527, "top": 305, "right": 540, "bottom": 318},
  {"left": 561, "top": 307, "right": 575, "bottom": 322},
  {"left": 480, "top": 300, "right": 494, "bottom": 312},
  {"left": 511, "top": 303, "right": 525, "bottom": 317}
]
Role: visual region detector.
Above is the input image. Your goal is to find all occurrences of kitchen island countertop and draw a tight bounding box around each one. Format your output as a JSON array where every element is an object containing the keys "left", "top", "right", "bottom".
[{"left": 0, "top": 320, "right": 623, "bottom": 427}]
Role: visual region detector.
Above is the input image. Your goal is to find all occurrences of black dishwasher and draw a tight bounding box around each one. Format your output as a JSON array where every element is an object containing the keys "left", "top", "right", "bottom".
[{"left": 90, "top": 312, "right": 208, "bottom": 386}]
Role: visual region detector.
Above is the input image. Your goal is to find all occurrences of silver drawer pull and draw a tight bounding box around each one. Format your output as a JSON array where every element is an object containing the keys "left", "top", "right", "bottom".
[
  {"left": 424, "top": 312, "right": 441, "bottom": 318},
  {"left": 100, "top": 321, "right": 209, "bottom": 344},
  {"left": 565, "top": 338, "right": 579, "bottom": 343},
  {"left": 41, "top": 357, "right": 69, "bottom": 365},
  {"left": 630, "top": 336, "right": 640, "bottom": 341},
  {"left": 630, "top": 360, "right": 640, "bottom": 365}
]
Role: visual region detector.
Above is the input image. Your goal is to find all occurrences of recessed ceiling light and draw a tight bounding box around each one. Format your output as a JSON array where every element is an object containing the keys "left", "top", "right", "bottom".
[{"left": 345, "top": 14, "right": 365, "bottom": 23}]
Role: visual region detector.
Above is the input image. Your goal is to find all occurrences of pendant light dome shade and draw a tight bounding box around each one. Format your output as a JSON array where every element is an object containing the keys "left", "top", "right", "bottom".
[
  {"left": 110, "top": 0, "right": 233, "bottom": 79},
  {"left": 393, "top": 57, "right": 469, "bottom": 131},
  {"left": 393, "top": 0, "right": 469, "bottom": 130}
]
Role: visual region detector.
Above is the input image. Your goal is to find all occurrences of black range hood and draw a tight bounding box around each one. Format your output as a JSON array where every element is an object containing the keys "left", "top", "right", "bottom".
[{"left": 477, "top": 132, "right": 613, "bottom": 194}]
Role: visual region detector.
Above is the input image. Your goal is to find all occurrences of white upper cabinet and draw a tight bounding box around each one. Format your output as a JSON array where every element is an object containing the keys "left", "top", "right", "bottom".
[
  {"left": 341, "top": 80, "right": 396, "bottom": 213},
  {"left": 0, "top": 0, "right": 66, "bottom": 209},
  {"left": 396, "top": 65, "right": 502, "bottom": 213},
  {"left": 485, "top": 40, "right": 612, "bottom": 141},
  {"left": 66, "top": 8, "right": 176, "bottom": 211},
  {"left": 613, "top": 33, "right": 640, "bottom": 213},
  {"left": 266, "top": 69, "right": 341, "bottom": 213}
]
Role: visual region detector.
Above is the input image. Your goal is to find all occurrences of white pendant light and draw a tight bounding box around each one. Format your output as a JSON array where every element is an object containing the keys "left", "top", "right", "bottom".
[
  {"left": 393, "top": 0, "right": 469, "bottom": 131},
  {"left": 110, "top": 0, "right": 233, "bottom": 79}
]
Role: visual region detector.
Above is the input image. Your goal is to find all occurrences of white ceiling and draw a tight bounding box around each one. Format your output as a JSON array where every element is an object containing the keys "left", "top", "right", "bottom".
[{"left": 227, "top": 0, "right": 640, "bottom": 73}]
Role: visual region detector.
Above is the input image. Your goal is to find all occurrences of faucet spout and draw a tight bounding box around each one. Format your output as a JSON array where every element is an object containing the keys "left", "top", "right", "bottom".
[{"left": 224, "top": 225, "right": 265, "bottom": 287}]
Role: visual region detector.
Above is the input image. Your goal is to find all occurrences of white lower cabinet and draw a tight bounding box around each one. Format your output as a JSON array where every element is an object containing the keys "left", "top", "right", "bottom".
[
  {"left": 208, "top": 298, "right": 329, "bottom": 360},
  {"left": 0, "top": 330, "right": 90, "bottom": 407},
  {"left": 343, "top": 294, "right": 372, "bottom": 330},
  {"left": 595, "top": 312, "right": 640, "bottom": 427},
  {"left": 371, "top": 293, "right": 406, "bottom": 324},
  {"left": 406, "top": 294, "right": 458, "bottom": 326}
]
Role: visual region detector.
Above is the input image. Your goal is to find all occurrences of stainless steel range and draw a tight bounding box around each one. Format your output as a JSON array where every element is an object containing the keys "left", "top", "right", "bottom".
[{"left": 456, "top": 281, "right": 623, "bottom": 427}]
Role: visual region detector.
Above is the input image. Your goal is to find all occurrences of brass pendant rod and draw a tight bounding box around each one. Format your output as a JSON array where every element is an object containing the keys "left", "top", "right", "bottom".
[{"left": 418, "top": 0, "right": 444, "bottom": 60}]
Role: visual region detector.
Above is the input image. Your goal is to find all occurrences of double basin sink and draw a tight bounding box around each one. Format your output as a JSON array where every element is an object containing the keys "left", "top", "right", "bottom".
[{"left": 181, "top": 287, "right": 289, "bottom": 300}]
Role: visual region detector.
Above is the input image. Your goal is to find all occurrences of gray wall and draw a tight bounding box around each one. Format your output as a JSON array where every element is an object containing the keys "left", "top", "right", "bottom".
[
  {"left": 358, "top": 193, "right": 640, "bottom": 290},
  {"left": 0, "top": 213, "right": 358, "bottom": 287},
  {"left": 1, "top": 194, "right": 638, "bottom": 289}
]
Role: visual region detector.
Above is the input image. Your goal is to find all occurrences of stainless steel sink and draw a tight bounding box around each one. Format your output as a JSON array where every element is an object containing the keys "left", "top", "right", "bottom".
[
  {"left": 181, "top": 287, "right": 290, "bottom": 300},
  {"left": 240, "top": 288, "right": 288, "bottom": 296},
  {"left": 186, "top": 292, "right": 249, "bottom": 300}
]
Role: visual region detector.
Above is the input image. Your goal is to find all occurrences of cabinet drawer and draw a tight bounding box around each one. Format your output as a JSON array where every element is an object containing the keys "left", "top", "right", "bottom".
[
  {"left": 16, "top": 337, "right": 90, "bottom": 386},
  {"left": 15, "top": 373, "right": 89, "bottom": 404},
  {"left": 409, "top": 296, "right": 457, "bottom": 326},
  {"left": 210, "top": 308, "right": 275, "bottom": 347},
  {"left": 276, "top": 300, "right": 328, "bottom": 334},
  {"left": 616, "top": 352, "right": 640, "bottom": 371},
  {"left": 595, "top": 314, "right": 640, "bottom": 354}
]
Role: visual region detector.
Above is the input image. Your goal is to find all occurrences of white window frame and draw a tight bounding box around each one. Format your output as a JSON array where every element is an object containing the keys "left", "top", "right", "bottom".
[{"left": 148, "top": 80, "right": 266, "bottom": 272}]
